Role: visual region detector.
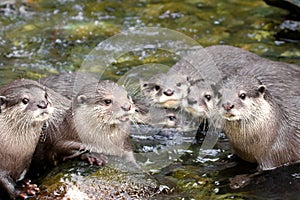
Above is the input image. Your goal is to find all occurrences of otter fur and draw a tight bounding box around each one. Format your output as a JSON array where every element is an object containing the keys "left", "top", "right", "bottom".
[
  {"left": 0, "top": 79, "right": 53, "bottom": 199},
  {"left": 220, "top": 76, "right": 300, "bottom": 170}
]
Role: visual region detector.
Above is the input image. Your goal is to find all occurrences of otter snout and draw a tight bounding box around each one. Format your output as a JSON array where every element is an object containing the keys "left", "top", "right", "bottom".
[
  {"left": 163, "top": 89, "right": 174, "bottom": 96},
  {"left": 121, "top": 103, "right": 132, "bottom": 111},
  {"left": 37, "top": 100, "right": 49, "bottom": 109},
  {"left": 223, "top": 102, "right": 234, "bottom": 111},
  {"left": 187, "top": 97, "right": 197, "bottom": 105}
]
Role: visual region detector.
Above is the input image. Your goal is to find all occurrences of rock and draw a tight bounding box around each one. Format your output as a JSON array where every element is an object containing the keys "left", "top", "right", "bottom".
[
  {"left": 276, "top": 20, "right": 300, "bottom": 41},
  {"left": 264, "top": 0, "right": 300, "bottom": 41},
  {"left": 264, "top": 0, "right": 300, "bottom": 15},
  {"left": 34, "top": 159, "right": 160, "bottom": 199}
]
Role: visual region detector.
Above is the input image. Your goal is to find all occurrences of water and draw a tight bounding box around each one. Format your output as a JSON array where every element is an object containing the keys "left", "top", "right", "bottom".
[{"left": 0, "top": 0, "right": 300, "bottom": 199}]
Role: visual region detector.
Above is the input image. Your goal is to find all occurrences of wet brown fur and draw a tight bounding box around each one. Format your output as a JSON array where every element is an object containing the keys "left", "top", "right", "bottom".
[{"left": 220, "top": 76, "right": 300, "bottom": 170}]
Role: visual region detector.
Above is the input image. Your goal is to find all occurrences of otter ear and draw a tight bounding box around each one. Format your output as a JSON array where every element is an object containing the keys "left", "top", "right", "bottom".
[
  {"left": 0, "top": 96, "right": 7, "bottom": 113},
  {"left": 258, "top": 85, "right": 266, "bottom": 95},
  {"left": 77, "top": 95, "right": 87, "bottom": 104}
]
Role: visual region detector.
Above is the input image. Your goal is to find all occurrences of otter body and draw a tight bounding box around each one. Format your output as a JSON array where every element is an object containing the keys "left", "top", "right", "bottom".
[
  {"left": 220, "top": 76, "right": 300, "bottom": 170},
  {"left": 0, "top": 79, "right": 53, "bottom": 199}
]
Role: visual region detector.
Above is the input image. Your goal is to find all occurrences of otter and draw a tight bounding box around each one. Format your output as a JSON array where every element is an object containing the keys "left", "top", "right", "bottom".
[
  {"left": 133, "top": 97, "right": 194, "bottom": 130},
  {"left": 0, "top": 79, "right": 53, "bottom": 199},
  {"left": 181, "top": 79, "right": 220, "bottom": 120},
  {"left": 140, "top": 72, "right": 190, "bottom": 109},
  {"left": 140, "top": 45, "right": 263, "bottom": 109},
  {"left": 72, "top": 80, "right": 137, "bottom": 165},
  {"left": 219, "top": 75, "right": 300, "bottom": 170},
  {"left": 31, "top": 77, "right": 138, "bottom": 173}
]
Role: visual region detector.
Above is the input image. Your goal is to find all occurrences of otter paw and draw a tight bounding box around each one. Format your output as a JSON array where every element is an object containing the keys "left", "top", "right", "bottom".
[
  {"left": 81, "top": 152, "right": 108, "bottom": 166},
  {"left": 16, "top": 180, "right": 40, "bottom": 199},
  {"left": 229, "top": 174, "right": 252, "bottom": 189}
]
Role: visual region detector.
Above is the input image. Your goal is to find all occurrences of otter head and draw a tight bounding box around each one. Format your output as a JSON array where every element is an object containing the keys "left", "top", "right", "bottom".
[
  {"left": 0, "top": 79, "right": 53, "bottom": 125},
  {"left": 182, "top": 80, "right": 219, "bottom": 119},
  {"left": 140, "top": 73, "right": 190, "bottom": 109},
  {"left": 220, "top": 76, "right": 268, "bottom": 121},
  {"left": 74, "top": 80, "right": 135, "bottom": 126},
  {"left": 146, "top": 107, "right": 180, "bottom": 128}
]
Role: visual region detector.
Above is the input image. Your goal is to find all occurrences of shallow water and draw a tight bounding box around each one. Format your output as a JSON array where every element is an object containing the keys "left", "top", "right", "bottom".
[{"left": 1, "top": 0, "right": 300, "bottom": 199}]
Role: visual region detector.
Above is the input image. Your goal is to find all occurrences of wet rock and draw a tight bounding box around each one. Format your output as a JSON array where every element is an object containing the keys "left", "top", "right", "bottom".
[
  {"left": 263, "top": 1, "right": 300, "bottom": 42},
  {"left": 34, "top": 158, "right": 160, "bottom": 199},
  {"left": 264, "top": 0, "right": 300, "bottom": 15},
  {"left": 276, "top": 20, "right": 300, "bottom": 42}
]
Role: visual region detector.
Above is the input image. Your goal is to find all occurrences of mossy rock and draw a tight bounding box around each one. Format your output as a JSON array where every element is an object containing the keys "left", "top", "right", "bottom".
[{"left": 35, "top": 158, "right": 160, "bottom": 199}]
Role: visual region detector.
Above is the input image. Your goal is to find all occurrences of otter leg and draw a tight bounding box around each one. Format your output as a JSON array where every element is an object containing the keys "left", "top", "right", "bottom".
[
  {"left": 123, "top": 151, "right": 140, "bottom": 169},
  {"left": 81, "top": 152, "right": 108, "bottom": 166},
  {"left": 229, "top": 171, "right": 264, "bottom": 189},
  {"left": 55, "top": 140, "right": 87, "bottom": 161},
  {"left": 0, "top": 173, "right": 18, "bottom": 199}
]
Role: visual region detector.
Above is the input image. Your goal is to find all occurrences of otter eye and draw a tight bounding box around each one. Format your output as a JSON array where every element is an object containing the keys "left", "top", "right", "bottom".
[
  {"left": 176, "top": 83, "right": 181, "bottom": 87},
  {"left": 22, "top": 98, "right": 30, "bottom": 105},
  {"left": 239, "top": 93, "right": 246, "bottom": 100},
  {"left": 168, "top": 116, "right": 176, "bottom": 121},
  {"left": 154, "top": 85, "right": 160, "bottom": 91},
  {"left": 142, "top": 83, "right": 148, "bottom": 88},
  {"left": 44, "top": 92, "right": 49, "bottom": 100},
  {"left": 104, "top": 99, "right": 112, "bottom": 105},
  {"left": 204, "top": 94, "right": 211, "bottom": 101}
]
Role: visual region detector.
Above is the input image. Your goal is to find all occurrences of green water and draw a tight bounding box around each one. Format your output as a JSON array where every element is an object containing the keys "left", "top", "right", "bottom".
[
  {"left": 1, "top": 0, "right": 300, "bottom": 199},
  {"left": 0, "top": 0, "right": 299, "bottom": 83}
]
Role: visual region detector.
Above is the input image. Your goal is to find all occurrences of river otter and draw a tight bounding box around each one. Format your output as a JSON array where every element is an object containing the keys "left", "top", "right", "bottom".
[
  {"left": 181, "top": 79, "right": 220, "bottom": 120},
  {"left": 32, "top": 77, "right": 138, "bottom": 172},
  {"left": 133, "top": 97, "right": 194, "bottom": 130},
  {"left": 140, "top": 72, "right": 190, "bottom": 109},
  {"left": 140, "top": 45, "right": 263, "bottom": 109},
  {"left": 0, "top": 79, "right": 53, "bottom": 199},
  {"left": 72, "top": 80, "right": 137, "bottom": 165},
  {"left": 219, "top": 75, "right": 300, "bottom": 170}
]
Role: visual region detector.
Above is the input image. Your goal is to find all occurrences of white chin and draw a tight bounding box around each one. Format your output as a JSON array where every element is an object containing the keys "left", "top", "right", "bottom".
[
  {"left": 160, "top": 100, "right": 179, "bottom": 108},
  {"left": 35, "top": 113, "right": 50, "bottom": 121},
  {"left": 223, "top": 115, "right": 240, "bottom": 121}
]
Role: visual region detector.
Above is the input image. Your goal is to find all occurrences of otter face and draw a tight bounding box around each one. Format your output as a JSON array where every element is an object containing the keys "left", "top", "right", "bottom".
[
  {"left": 182, "top": 82, "right": 217, "bottom": 118},
  {"left": 0, "top": 85, "right": 53, "bottom": 123},
  {"left": 220, "top": 76, "right": 267, "bottom": 121},
  {"left": 141, "top": 73, "right": 190, "bottom": 108},
  {"left": 146, "top": 107, "right": 179, "bottom": 128},
  {"left": 74, "top": 80, "right": 135, "bottom": 125}
]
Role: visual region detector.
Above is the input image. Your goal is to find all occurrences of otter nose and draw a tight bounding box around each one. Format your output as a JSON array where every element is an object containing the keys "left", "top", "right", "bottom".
[
  {"left": 223, "top": 103, "right": 234, "bottom": 111},
  {"left": 121, "top": 103, "right": 131, "bottom": 111},
  {"left": 187, "top": 98, "right": 197, "bottom": 105},
  {"left": 37, "top": 100, "right": 48, "bottom": 109},
  {"left": 163, "top": 89, "right": 174, "bottom": 96}
]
